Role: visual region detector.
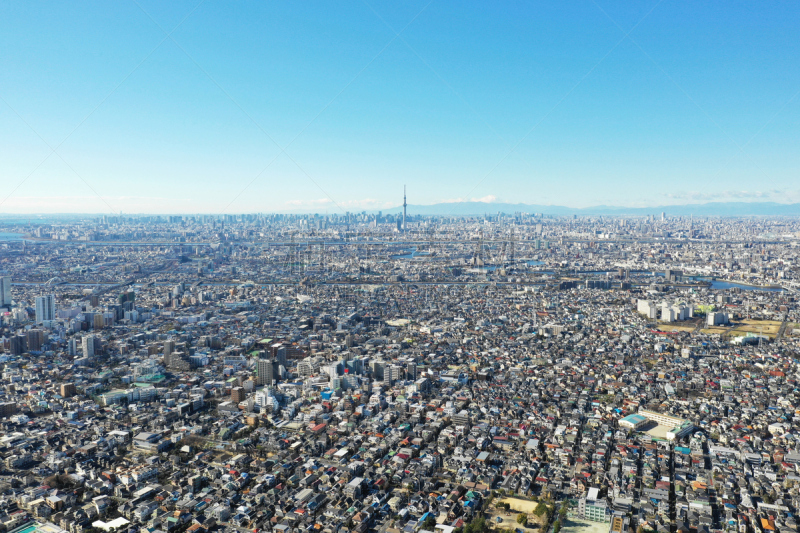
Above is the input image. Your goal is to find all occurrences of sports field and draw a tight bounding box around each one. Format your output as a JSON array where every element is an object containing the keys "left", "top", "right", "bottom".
[
  {"left": 560, "top": 517, "right": 608, "bottom": 533},
  {"left": 499, "top": 498, "right": 540, "bottom": 513}
]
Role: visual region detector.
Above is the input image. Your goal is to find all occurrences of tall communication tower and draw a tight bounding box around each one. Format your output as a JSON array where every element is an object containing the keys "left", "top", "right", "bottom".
[
  {"left": 285, "top": 231, "right": 297, "bottom": 275},
  {"left": 402, "top": 185, "right": 407, "bottom": 232},
  {"left": 474, "top": 229, "right": 484, "bottom": 266},
  {"left": 508, "top": 227, "right": 515, "bottom": 265}
]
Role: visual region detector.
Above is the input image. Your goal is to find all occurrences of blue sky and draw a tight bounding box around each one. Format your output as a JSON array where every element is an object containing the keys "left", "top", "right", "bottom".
[{"left": 1, "top": 0, "right": 799, "bottom": 214}]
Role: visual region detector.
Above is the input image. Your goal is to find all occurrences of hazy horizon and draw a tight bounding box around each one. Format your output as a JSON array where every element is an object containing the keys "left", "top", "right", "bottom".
[{"left": 4, "top": 199, "right": 800, "bottom": 220}]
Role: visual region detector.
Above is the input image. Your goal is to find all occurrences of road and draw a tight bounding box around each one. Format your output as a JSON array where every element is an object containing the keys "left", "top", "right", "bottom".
[{"left": 775, "top": 317, "right": 790, "bottom": 343}]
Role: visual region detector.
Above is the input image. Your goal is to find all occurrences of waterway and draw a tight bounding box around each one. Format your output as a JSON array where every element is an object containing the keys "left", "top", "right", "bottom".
[
  {"left": 693, "top": 277, "right": 783, "bottom": 292},
  {"left": 648, "top": 271, "right": 782, "bottom": 291},
  {"left": 390, "top": 249, "right": 429, "bottom": 259},
  {"left": 0, "top": 232, "right": 25, "bottom": 241}
]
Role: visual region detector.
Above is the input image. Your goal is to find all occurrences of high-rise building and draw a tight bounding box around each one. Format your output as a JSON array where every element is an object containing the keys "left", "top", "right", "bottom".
[
  {"left": 82, "top": 335, "right": 95, "bottom": 358},
  {"left": 26, "top": 329, "right": 44, "bottom": 352},
  {"left": 0, "top": 276, "right": 11, "bottom": 308},
  {"left": 35, "top": 294, "right": 56, "bottom": 323},
  {"left": 164, "top": 339, "right": 176, "bottom": 355},
  {"left": 406, "top": 361, "right": 417, "bottom": 380},
  {"left": 231, "top": 387, "right": 246, "bottom": 403},
  {"left": 270, "top": 343, "right": 288, "bottom": 366},
  {"left": 60, "top": 383, "right": 77, "bottom": 398},
  {"left": 256, "top": 358, "right": 275, "bottom": 386},
  {"left": 10, "top": 334, "right": 26, "bottom": 355},
  {"left": 384, "top": 364, "right": 403, "bottom": 384}
]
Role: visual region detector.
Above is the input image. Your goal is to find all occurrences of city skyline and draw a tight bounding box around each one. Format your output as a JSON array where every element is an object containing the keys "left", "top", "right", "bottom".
[
  {"left": 2, "top": 1, "right": 799, "bottom": 214},
  {"left": 3, "top": 4, "right": 800, "bottom": 531}
]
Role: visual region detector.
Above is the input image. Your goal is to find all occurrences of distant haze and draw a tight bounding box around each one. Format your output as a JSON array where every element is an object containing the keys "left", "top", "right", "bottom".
[
  {"left": 3, "top": 201, "right": 800, "bottom": 219},
  {"left": 377, "top": 201, "right": 800, "bottom": 217}
]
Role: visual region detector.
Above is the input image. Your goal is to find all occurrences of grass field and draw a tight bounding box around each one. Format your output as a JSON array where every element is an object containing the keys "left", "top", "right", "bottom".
[
  {"left": 657, "top": 324, "right": 695, "bottom": 333},
  {"left": 700, "top": 327, "right": 728, "bottom": 335},
  {"left": 700, "top": 319, "right": 782, "bottom": 339},
  {"left": 734, "top": 326, "right": 778, "bottom": 337},
  {"left": 741, "top": 319, "right": 782, "bottom": 326},
  {"left": 730, "top": 320, "right": 780, "bottom": 339}
]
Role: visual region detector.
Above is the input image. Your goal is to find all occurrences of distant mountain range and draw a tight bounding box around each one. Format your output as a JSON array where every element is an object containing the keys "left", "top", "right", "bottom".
[
  {"left": 2, "top": 201, "right": 800, "bottom": 218},
  {"left": 379, "top": 201, "right": 800, "bottom": 217}
]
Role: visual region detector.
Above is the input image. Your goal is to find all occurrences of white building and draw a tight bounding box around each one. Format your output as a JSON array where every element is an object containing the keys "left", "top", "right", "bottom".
[
  {"left": 297, "top": 358, "right": 321, "bottom": 377},
  {"left": 99, "top": 386, "right": 157, "bottom": 406},
  {"left": 661, "top": 302, "right": 692, "bottom": 322},
  {"left": 255, "top": 388, "right": 279, "bottom": 411},
  {"left": 638, "top": 409, "right": 695, "bottom": 440},
  {"left": 133, "top": 360, "right": 161, "bottom": 378},
  {"left": 578, "top": 487, "right": 609, "bottom": 522},
  {"left": 636, "top": 300, "right": 658, "bottom": 319},
  {"left": 707, "top": 312, "right": 729, "bottom": 326},
  {"left": 82, "top": 335, "right": 96, "bottom": 358},
  {"left": 35, "top": 294, "right": 56, "bottom": 323}
]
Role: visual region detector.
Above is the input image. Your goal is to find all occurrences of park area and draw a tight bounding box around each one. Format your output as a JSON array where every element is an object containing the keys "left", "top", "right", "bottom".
[
  {"left": 499, "top": 498, "right": 540, "bottom": 514},
  {"left": 701, "top": 319, "right": 783, "bottom": 339},
  {"left": 486, "top": 498, "right": 550, "bottom": 532}
]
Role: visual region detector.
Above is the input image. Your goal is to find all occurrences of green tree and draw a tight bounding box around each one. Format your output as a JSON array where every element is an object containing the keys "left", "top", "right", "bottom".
[
  {"left": 516, "top": 514, "right": 527, "bottom": 526},
  {"left": 553, "top": 521, "right": 561, "bottom": 533},
  {"left": 465, "top": 516, "right": 488, "bottom": 533},
  {"left": 423, "top": 516, "right": 437, "bottom": 530}
]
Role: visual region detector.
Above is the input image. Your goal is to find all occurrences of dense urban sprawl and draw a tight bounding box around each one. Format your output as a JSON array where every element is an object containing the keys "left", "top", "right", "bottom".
[{"left": 1, "top": 213, "right": 800, "bottom": 533}]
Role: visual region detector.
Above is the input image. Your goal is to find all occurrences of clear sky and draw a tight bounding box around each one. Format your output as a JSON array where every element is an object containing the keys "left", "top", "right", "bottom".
[{"left": 1, "top": 1, "right": 799, "bottom": 214}]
